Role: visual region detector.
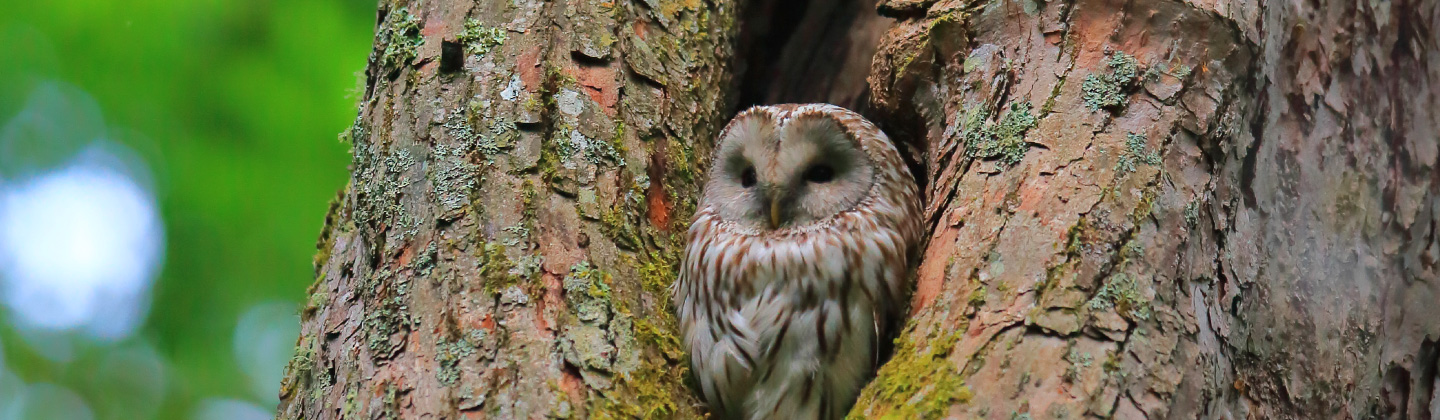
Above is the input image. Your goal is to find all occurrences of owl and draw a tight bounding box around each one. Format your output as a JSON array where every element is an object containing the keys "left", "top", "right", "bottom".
[{"left": 674, "top": 104, "right": 923, "bottom": 419}]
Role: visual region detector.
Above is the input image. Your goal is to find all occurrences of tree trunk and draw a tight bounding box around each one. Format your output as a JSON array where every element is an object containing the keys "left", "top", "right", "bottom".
[
  {"left": 280, "top": 0, "right": 1440, "bottom": 418},
  {"left": 276, "top": 0, "right": 741, "bottom": 417},
  {"left": 851, "top": 0, "right": 1440, "bottom": 419}
]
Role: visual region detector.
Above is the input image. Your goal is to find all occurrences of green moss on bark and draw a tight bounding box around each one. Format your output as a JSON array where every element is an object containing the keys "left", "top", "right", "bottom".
[
  {"left": 850, "top": 324, "right": 973, "bottom": 419},
  {"left": 380, "top": 8, "right": 424, "bottom": 69},
  {"left": 457, "top": 19, "right": 507, "bottom": 56},
  {"left": 477, "top": 241, "right": 519, "bottom": 293},
  {"left": 1115, "top": 131, "right": 1160, "bottom": 175},
  {"left": 961, "top": 101, "right": 1039, "bottom": 168},
  {"left": 1082, "top": 51, "right": 1140, "bottom": 111},
  {"left": 1087, "top": 272, "right": 1152, "bottom": 320}
]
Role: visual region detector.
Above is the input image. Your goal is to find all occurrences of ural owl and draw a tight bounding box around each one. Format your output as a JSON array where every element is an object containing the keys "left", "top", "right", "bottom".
[{"left": 674, "top": 104, "right": 923, "bottom": 419}]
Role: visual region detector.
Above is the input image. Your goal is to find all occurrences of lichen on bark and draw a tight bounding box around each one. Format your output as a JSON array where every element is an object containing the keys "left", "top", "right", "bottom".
[
  {"left": 277, "top": 0, "right": 740, "bottom": 417},
  {"left": 859, "top": 0, "right": 1440, "bottom": 418},
  {"left": 282, "top": 0, "right": 1440, "bottom": 418}
]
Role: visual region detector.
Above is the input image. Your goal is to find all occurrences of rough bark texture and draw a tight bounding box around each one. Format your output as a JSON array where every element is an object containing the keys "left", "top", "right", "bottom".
[
  {"left": 852, "top": 0, "right": 1440, "bottom": 419},
  {"left": 276, "top": 0, "right": 740, "bottom": 417},
  {"left": 280, "top": 0, "right": 1440, "bottom": 418}
]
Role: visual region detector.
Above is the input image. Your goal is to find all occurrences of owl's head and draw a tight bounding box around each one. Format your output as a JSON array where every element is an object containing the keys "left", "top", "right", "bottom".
[{"left": 703, "top": 104, "right": 878, "bottom": 231}]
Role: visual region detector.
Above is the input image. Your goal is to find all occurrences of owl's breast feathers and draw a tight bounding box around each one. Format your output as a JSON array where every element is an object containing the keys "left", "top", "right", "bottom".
[{"left": 676, "top": 191, "right": 920, "bottom": 419}]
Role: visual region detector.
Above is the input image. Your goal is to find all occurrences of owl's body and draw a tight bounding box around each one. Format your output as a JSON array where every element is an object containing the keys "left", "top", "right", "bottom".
[{"left": 675, "top": 104, "right": 923, "bottom": 420}]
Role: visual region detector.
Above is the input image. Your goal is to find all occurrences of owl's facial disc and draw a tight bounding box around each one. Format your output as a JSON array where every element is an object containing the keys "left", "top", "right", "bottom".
[{"left": 705, "top": 110, "right": 875, "bottom": 231}]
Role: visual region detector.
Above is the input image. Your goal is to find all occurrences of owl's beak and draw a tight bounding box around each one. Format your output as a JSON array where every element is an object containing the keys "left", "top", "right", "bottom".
[{"left": 769, "top": 196, "right": 782, "bottom": 229}]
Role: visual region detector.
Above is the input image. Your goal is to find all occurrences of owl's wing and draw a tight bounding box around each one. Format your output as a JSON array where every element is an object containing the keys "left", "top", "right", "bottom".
[{"left": 694, "top": 311, "right": 760, "bottom": 418}]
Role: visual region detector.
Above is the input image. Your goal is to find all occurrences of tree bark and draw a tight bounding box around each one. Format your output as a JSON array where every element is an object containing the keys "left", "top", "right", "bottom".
[
  {"left": 852, "top": 0, "right": 1440, "bottom": 419},
  {"left": 280, "top": 0, "right": 1440, "bottom": 418},
  {"left": 276, "top": 0, "right": 740, "bottom": 417}
]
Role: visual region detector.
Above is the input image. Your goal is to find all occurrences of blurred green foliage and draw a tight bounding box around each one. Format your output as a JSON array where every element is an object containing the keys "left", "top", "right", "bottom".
[{"left": 0, "top": 0, "right": 374, "bottom": 418}]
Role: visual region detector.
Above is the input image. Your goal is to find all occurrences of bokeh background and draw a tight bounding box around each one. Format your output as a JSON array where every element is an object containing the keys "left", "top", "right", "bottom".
[{"left": 0, "top": 1, "right": 375, "bottom": 419}]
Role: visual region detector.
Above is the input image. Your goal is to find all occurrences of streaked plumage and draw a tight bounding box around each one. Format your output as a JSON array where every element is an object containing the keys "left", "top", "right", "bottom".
[{"left": 674, "top": 104, "right": 923, "bottom": 420}]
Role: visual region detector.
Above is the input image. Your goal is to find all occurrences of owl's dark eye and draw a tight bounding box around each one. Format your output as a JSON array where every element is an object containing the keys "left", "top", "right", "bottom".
[
  {"left": 803, "top": 164, "right": 835, "bottom": 183},
  {"left": 740, "top": 166, "right": 757, "bottom": 188}
]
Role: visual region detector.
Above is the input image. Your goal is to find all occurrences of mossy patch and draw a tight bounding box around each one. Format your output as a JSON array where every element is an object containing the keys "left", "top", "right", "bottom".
[
  {"left": 481, "top": 119, "right": 521, "bottom": 154},
  {"left": 557, "top": 255, "right": 694, "bottom": 418},
  {"left": 341, "top": 385, "right": 360, "bottom": 418},
  {"left": 1086, "top": 272, "right": 1151, "bottom": 320},
  {"left": 1039, "top": 74, "right": 1067, "bottom": 115},
  {"left": 560, "top": 127, "right": 626, "bottom": 167},
  {"left": 377, "top": 383, "right": 401, "bottom": 418},
  {"left": 637, "top": 253, "right": 677, "bottom": 305},
  {"left": 599, "top": 205, "right": 639, "bottom": 250},
  {"left": 410, "top": 241, "right": 438, "bottom": 277},
  {"left": 967, "top": 287, "right": 987, "bottom": 308},
  {"left": 632, "top": 315, "right": 684, "bottom": 361},
  {"left": 364, "top": 298, "right": 409, "bottom": 357},
  {"left": 559, "top": 262, "right": 623, "bottom": 377},
  {"left": 352, "top": 139, "right": 423, "bottom": 242},
  {"left": 435, "top": 330, "right": 485, "bottom": 386},
  {"left": 961, "top": 101, "right": 1039, "bottom": 168},
  {"left": 502, "top": 223, "right": 532, "bottom": 246},
  {"left": 451, "top": 100, "right": 520, "bottom": 165},
  {"left": 313, "top": 188, "right": 346, "bottom": 275},
  {"left": 1129, "top": 187, "right": 1159, "bottom": 224},
  {"left": 476, "top": 241, "right": 529, "bottom": 293},
  {"left": 1082, "top": 51, "right": 1140, "bottom": 111},
  {"left": 558, "top": 261, "right": 676, "bottom": 417},
  {"left": 1063, "top": 346, "right": 1093, "bottom": 382},
  {"left": 380, "top": 8, "right": 424, "bottom": 69},
  {"left": 660, "top": 135, "right": 703, "bottom": 234},
  {"left": 1115, "top": 132, "right": 1160, "bottom": 175},
  {"left": 429, "top": 153, "right": 478, "bottom": 214},
  {"left": 279, "top": 337, "right": 317, "bottom": 401},
  {"left": 850, "top": 324, "right": 972, "bottom": 419},
  {"left": 304, "top": 288, "right": 329, "bottom": 315},
  {"left": 1119, "top": 238, "right": 1144, "bottom": 261},
  {"left": 633, "top": 251, "right": 686, "bottom": 361},
  {"left": 611, "top": 121, "right": 630, "bottom": 165},
  {"left": 598, "top": 176, "right": 648, "bottom": 251},
  {"left": 588, "top": 357, "right": 686, "bottom": 420},
  {"left": 1173, "top": 64, "right": 1193, "bottom": 78},
  {"left": 565, "top": 261, "right": 614, "bottom": 304},
  {"left": 457, "top": 19, "right": 507, "bottom": 56},
  {"left": 511, "top": 253, "right": 544, "bottom": 279}
]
